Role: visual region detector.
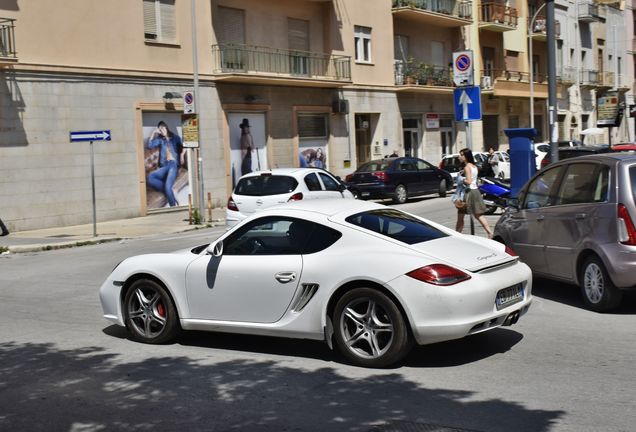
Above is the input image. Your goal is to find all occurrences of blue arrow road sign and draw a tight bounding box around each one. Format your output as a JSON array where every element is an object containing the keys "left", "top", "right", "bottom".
[
  {"left": 454, "top": 86, "right": 481, "bottom": 122},
  {"left": 69, "top": 130, "right": 111, "bottom": 142}
]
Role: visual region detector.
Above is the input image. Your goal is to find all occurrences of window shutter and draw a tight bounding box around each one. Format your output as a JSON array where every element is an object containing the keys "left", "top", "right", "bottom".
[
  {"left": 216, "top": 7, "right": 245, "bottom": 44},
  {"left": 143, "top": 0, "right": 157, "bottom": 39},
  {"left": 158, "top": 0, "right": 176, "bottom": 43},
  {"left": 288, "top": 18, "right": 309, "bottom": 52},
  {"left": 299, "top": 115, "right": 327, "bottom": 139}
]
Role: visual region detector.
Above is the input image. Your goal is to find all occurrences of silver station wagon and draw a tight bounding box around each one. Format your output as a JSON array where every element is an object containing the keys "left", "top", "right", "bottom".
[{"left": 494, "top": 153, "right": 636, "bottom": 312}]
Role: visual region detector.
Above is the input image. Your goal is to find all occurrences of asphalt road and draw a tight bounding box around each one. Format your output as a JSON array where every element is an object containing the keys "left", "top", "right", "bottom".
[{"left": 1, "top": 196, "right": 635, "bottom": 432}]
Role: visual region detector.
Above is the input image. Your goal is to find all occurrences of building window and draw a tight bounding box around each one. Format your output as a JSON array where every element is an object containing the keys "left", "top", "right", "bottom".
[
  {"left": 299, "top": 114, "right": 328, "bottom": 139},
  {"left": 354, "top": 26, "right": 372, "bottom": 63},
  {"left": 143, "top": 0, "right": 176, "bottom": 43}
]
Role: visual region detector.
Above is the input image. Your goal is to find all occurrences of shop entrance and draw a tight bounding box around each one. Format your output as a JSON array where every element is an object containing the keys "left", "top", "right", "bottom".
[
  {"left": 355, "top": 114, "right": 372, "bottom": 164},
  {"left": 482, "top": 115, "right": 499, "bottom": 151},
  {"left": 402, "top": 118, "right": 419, "bottom": 158}
]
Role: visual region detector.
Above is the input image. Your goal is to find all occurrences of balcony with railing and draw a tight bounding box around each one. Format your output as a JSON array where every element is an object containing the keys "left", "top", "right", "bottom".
[
  {"left": 479, "top": 3, "right": 518, "bottom": 31},
  {"left": 211, "top": 44, "right": 351, "bottom": 87},
  {"left": 529, "top": 17, "right": 561, "bottom": 41},
  {"left": 0, "top": 18, "right": 17, "bottom": 62},
  {"left": 580, "top": 69, "right": 600, "bottom": 87},
  {"left": 392, "top": 0, "right": 473, "bottom": 27},
  {"left": 578, "top": 1, "right": 602, "bottom": 22},
  {"left": 395, "top": 60, "right": 453, "bottom": 91},
  {"left": 598, "top": 71, "right": 614, "bottom": 88},
  {"left": 558, "top": 66, "right": 577, "bottom": 84},
  {"left": 480, "top": 69, "right": 551, "bottom": 98}
]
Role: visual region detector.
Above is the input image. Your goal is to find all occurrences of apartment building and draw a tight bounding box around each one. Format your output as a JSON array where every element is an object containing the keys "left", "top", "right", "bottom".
[{"left": 0, "top": 0, "right": 634, "bottom": 232}]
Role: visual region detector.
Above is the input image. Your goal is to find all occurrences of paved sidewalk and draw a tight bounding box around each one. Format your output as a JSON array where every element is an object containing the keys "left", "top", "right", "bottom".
[{"left": 0, "top": 209, "right": 225, "bottom": 254}]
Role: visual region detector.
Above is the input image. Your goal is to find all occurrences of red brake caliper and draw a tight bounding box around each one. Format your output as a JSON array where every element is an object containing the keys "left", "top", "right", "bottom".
[{"left": 157, "top": 302, "right": 166, "bottom": 318}]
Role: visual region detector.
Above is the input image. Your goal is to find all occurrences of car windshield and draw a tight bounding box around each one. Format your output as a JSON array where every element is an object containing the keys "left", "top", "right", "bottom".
[
  {"left": 357, "top": 161, "right": 391, "bottom": 172},
  {"left": 235, "top": 175, "right": 298, "bottom": 196},
  {"left": 345, "top": 209, "right": 448, "bottom": 245}
]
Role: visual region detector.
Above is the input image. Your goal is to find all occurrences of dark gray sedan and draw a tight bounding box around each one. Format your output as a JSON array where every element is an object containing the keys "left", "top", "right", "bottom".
[{"left": 494, "top": 153, "right": 636, "bottom": 312}]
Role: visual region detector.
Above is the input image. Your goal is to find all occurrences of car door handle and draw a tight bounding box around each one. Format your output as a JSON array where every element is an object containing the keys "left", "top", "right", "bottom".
[
  {"left": 275, "top": 271, "right": 297, "bottom": 284},
  {"left": 575, "top": 213, "right": 587, "bottom": 220}
]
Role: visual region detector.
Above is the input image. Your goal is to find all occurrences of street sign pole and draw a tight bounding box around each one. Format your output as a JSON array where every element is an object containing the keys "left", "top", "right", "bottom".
[
  {"left": 69, "top": 130, "right": 111, "bottom": 237},
  {"left": 89, "top": 141, "right": 97, "bottom": 237}
]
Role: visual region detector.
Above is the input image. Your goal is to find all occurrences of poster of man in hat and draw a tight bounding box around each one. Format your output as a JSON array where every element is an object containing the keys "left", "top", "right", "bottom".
[{"left": 229, "top": 113, "right": 267, "bottom": 187}]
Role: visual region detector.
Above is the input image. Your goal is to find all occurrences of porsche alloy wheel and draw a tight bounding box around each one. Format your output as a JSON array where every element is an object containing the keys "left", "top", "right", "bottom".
[
  {"left": 580, "top": 256, "right": 622, "bottom": 312},
  {"left": 334, "top": 288, "right": 412, "bottom": 368},
  {"left": 124, "top": 279, "right": 179, "bottom": 344}
]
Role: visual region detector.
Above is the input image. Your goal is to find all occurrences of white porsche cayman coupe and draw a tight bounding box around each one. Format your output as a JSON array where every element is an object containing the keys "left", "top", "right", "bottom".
[{"left": 99, "top": 199, "right": 532, "bottom": 367}]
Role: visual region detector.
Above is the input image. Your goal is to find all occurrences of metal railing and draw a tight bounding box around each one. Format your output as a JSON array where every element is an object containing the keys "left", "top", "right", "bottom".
[
  {"left": 479, "top": 3, "right": 518, "bottom": 27},
  {"left": 529, "top": 16, "right": 560, "bottom": 38},
  {"left": 580, "top": 69, "right": 600, "bottom": 86},
  {"left": 395, "top": 60, "right": 453, "bottom": 87},
  {"left": 211, "top": 44, "right": 351, "bottom": 81},
  {"left": 481, "top": 69, "right": 547, "bottom": 84},
  {"left": 599, "top": 71, "right": 614, "bottom": 87},
  {"left": 578, "top": 1, "right": 601, "bottom": 21},
  {"left": 392, "top": 0, "right": 473, "bottom": 19},
  {"left": 0, "top": 18, "right": 17, "bottom": 59},
  {"left": 559, "top": 66, "right": 577, "bottom": 83}
]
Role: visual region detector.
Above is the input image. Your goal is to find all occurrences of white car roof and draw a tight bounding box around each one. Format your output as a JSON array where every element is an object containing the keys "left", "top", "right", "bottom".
[
  {"left": 258, "top": 198, "right": 385, "bottom": 218},
  {"left": 237, "top": 168, "right": 326, "bottom": 179}
]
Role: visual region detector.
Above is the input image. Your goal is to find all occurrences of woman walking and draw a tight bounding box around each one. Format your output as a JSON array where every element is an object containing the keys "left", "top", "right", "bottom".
[{"left": 455, "top": 148, "right": 493, "bottom": 238}]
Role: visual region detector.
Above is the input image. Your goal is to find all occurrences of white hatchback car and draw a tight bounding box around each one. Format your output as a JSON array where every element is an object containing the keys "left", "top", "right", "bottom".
[
  {"left": 226, "top": 168, "right": 354, "bottom": 228},
  {"left": 490, "top": 150, "right": 511, "bottom": 179}
]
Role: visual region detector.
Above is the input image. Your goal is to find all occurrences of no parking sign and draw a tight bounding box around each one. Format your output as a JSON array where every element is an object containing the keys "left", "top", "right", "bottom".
[
  {"left": 183, "top": 90, "right": 195, "bottom": 114},
  {"left": 452, "top": 50, "right": 474, "bottom": 86}
]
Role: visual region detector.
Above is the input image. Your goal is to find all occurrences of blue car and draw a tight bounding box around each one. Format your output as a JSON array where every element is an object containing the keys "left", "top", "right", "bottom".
[{"left": 345, "top": 157, "right": 453, "bottom": 204}]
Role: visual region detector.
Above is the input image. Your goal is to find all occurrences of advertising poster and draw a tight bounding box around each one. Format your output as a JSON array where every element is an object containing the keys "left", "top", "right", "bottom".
[
  {"left": 142, "top": 112, "right": 191, "bottom": 209},
  {"left": 597, "top": 91, "right": 620, "bottom": 127},
  {"left": 229, "top": 113, "right": 267, "bottom": 188}
]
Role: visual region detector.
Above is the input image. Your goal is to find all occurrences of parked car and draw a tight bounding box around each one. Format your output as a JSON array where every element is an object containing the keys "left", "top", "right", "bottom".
[
  {"left": 439, "top": 152, "right": 492, "bottom": 180},
  {"left": 539, "top": 144, "right": 613, "bottom": 169},
  {"left": 534, "top": 142, "right": 551, "bottom": 170},
  {"left": 489, "top": 150, "right": 511, "bottom": 179},
  {"left": 494, "top": 153, "right": 636, "bottom": 312},
  {"left": 99, "top": 198, "right": 532, "bottom": 368},
  {"left": 226, "top": 168, "right": 354, "bottom": 229},
  {"left": 346, "top": 157, "right": 453, "bottom": 204},
  {"left": 611, "top": 143, "right": 636, "bottom": 152}
]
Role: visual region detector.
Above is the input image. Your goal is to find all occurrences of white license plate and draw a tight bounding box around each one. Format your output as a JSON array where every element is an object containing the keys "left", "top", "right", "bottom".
[
  {"left": 496, "top": 284, "right": 524, "bottom": 310},
  {"left": 361, "top": 191, "right": 370, "bottom": 197}
]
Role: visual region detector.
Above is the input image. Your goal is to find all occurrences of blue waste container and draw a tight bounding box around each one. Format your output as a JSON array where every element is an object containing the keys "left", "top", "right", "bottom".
[{"left": 504, "top": 128, "right": 537, "bottom": 198}]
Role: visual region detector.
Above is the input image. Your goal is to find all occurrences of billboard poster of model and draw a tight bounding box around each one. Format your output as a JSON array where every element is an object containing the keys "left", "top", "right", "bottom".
[
  {"left": 229, "top": 113, "right": 267, "bottom": 188},
  {"left": 142, "top": 112, "right": 191, "bottom": 210}
]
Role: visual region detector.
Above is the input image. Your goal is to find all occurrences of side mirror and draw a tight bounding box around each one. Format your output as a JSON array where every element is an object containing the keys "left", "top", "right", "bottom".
[
  {"left": 338, "top": 183, "right": 347, "bottom": 192},
  {"left": 506, "top": 198, "right": 520, "bottom": 212},
  {"left": 206, "top": 240, "right": 223, "bottom": 257}
]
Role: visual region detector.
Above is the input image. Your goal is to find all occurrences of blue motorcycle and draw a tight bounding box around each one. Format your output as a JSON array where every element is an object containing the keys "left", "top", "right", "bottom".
[{"left": 479, "top": 177, "right": 511, "bottom": 215}]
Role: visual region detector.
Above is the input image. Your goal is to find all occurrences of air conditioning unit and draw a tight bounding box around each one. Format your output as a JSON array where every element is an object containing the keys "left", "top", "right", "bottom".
[
  {"left": 332, "top": 99, "right": 349, "bottom": 114},
  {"left": 481, "top": 76, "right": 492, "bottom": 89}
]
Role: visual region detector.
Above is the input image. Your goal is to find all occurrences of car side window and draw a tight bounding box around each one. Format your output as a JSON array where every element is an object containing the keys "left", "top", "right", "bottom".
[
  {"left": 318, "top": 172, "right": 340, "bottom": 191},
  {"left": 399, "top": 160, "right": 416, "bottom": 171},
  {"left": 523, "top": 167, "right": 563, "bottom": 209},
  {"left": 556, "top": 163, "right": 607, "bottom": 205},
  {"left": 416, "top": 160, "right": 433, "bottom": 170},
  {"left": 223, "top": 216, "right": 341, "bottom": 255},
  {"left": 304, "top": 173, "right": 322, "bottom": 192}
]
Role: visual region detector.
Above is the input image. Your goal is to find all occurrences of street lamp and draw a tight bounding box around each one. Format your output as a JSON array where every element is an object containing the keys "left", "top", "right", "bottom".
[{"left": 529, "top": 2, "right": 547, "bottom": 129}]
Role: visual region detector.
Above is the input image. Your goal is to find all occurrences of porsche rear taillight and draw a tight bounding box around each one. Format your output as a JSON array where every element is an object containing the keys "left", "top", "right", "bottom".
[
  {"left": 617, "top": 203, "right": 636, "bottom": 245},
  {"left": 373, "top": 171, "right": 389, "bottom": 183},
  {"left": 227, "top": 197, "right": 239, "bottom": 211},
  {"left": 407, "top": 264, "right": 471, "bottom": 286},
  {"left": 505, "top": 246, "right": 518, "bottom": 256},
  {"left": 288, "top": 192, "right": 304, "bottom": 201}
]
